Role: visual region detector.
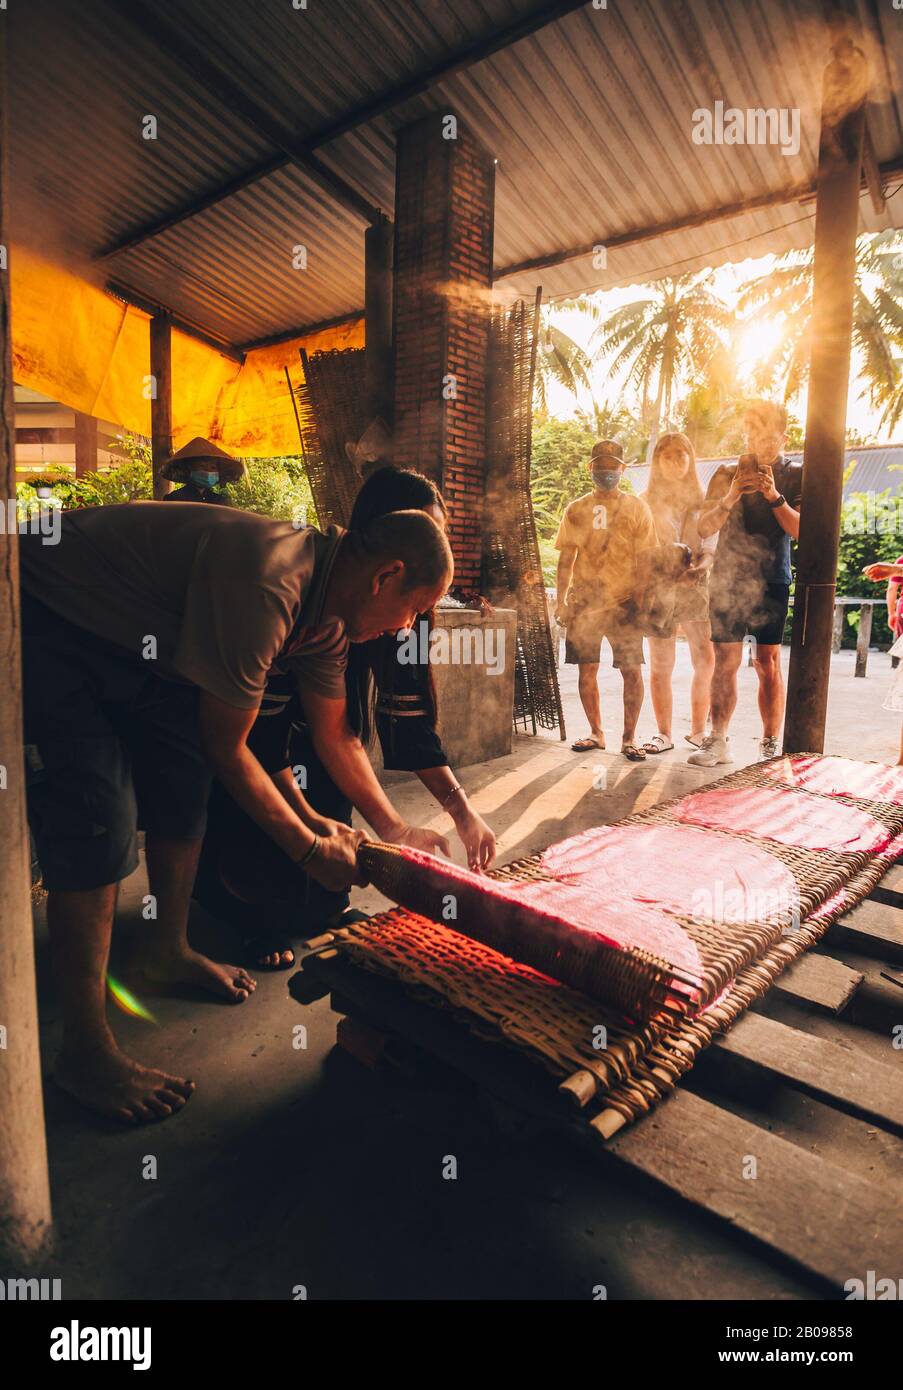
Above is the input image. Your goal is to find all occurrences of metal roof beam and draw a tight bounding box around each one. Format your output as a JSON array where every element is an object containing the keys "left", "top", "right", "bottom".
[
  {"left": 496, "top": 156, "right": 903, "bottom": 283},
  {"left": 102, "top": 0, "right": 382, "bottom": 248},
  {"left": 106, "top": 281, "right": 246, "bottom": 363},
  {"left": 95, "top": 0, "right": 592, "bottom": 261}
]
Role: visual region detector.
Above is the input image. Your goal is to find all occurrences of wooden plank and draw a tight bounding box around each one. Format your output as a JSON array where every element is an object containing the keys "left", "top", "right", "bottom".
[
  {"left": 294, "top": 952, "right": 902, "bottom": 1291},
  {"left": 609, "top": 1088, "right": 903, "bottom": 1291},
  {"left": 869, "top": 862, "right": 903, "bottom": 900},
  {"left": 709, "top": 1011, "right": 903, "bottom": 1134},
  {"left": 770, "top": 951, "right": 863, "bottom": 1012},
  {"left": 829, "top": 898, "right": 903, "bottom": 962}
]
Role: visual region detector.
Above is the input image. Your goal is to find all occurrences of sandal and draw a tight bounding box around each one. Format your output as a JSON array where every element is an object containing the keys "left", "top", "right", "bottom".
[
  {"left": 643, "top": 734, "right": 674, "bottom": 754},
  {"left": 571, "top": 735, "right": 606, "bottom": 752},
  {"left": 685, "top": 732, "right": 707, "bottom": 748},
  {"left": 244, "top": 932, "right": 295, "bottom": 971},
  {"left": 622, "top": 744, "right": 647, "bottom": 762}
]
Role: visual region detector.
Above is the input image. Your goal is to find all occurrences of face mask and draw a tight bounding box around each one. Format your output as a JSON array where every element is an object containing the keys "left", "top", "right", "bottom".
[
  {"left": 190, "top": 469, "right": 219, "bottom": 489},
  {"left": 592, "top": 467, "right": 620, "bottom": 492}
]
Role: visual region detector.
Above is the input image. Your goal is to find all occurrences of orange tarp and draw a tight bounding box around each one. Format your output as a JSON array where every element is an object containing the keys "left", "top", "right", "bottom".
[{"left": 10, "top": 246, "right": 364, "bottom": 456}]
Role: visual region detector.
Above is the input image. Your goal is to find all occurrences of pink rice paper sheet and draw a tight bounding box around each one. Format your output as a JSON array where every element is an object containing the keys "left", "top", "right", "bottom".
[
  {"left": 393, "top": 846, "right": 702, "bottom": 979},
  {"left": 763, "top": 754, "right": 903, "bottom": 804},
  {"left": 674, "top": 786, "right": 892, "bottom": 855},
  {"left": 538, "top": 823, "right": 797, "bottom": 925}
]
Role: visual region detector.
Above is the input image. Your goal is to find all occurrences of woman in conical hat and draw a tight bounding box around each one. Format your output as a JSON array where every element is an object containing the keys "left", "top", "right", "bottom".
[{"left": 162, "top": 437, "right": 245, "bottom": 506}]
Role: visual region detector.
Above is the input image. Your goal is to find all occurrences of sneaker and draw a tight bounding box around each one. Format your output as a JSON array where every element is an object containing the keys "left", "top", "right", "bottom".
[
  {"left": 758, "top": 736, "right": 779, "bottom": 761},
  {"left": 687, "top": 734, "right": 733, "bottom": 767}
]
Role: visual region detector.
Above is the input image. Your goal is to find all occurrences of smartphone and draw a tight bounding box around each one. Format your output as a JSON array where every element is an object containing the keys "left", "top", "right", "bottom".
[{"left": 737, "top": 454, "right": 773, "bottom": 490}]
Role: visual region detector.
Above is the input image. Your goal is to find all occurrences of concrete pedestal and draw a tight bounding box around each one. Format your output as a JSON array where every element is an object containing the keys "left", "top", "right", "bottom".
[{"left": 430, "top": 607, "right": 516, "bottom": 768}]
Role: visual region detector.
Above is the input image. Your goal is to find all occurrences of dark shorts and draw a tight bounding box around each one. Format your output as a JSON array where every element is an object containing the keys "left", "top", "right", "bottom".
[
  {"left": 709, "top": 582, "right": 790, "bottom": 647},
  {"left": 565, "top": 601, "right": 645, "bottom": 668},
  {"left": 22, "top": 593, "right": 212, "bottom": 892}
]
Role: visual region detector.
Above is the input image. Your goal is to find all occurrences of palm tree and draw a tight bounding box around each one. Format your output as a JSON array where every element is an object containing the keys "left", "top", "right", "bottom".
[
  {"left": 590, "top": 273, "right": 731, "bottom": 451},
  {"left": 533, "top": 310, "right": 594, "bottom": 416},
  {"left": 737, "top": 231, "right": 903, "bottom": 411}
]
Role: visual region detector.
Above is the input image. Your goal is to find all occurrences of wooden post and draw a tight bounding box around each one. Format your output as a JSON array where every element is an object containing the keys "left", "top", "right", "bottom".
[
  {"left": 364, "top": 213, "right": 394, "bottom": 427},
  {"left": 855, "top": 601, "right": 873, "bottom": 677},
  {"left": 783, "top": 32, "right": 868, "bottom": 754},
  {"left": 832, "top": 602, "right": 844, "bottom": 653},
  {"left": 0, "top": 21, "right": 53, "bottom": 1265},
  {"left": 73, "top": 411, "right": 98, "bottom": 479},
  {"left": 150, "top": 312, "right": 172, "bottom": 499}
]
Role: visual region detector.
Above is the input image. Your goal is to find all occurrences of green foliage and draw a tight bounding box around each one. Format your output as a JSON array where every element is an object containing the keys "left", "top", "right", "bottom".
[
  {"left": 16, "top": 440, "right": 313, "bottom": 525},
  {"left": 224, "top": 456, "right": 313, "bottom": 523},
  {"left": 834, "top": 488, "right": 903, "bottom": 648}
]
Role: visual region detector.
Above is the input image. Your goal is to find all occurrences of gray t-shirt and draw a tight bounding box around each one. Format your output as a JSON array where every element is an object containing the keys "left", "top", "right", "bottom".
[{"left": 19, "top": 501, "right": 347, "bottom": 709}]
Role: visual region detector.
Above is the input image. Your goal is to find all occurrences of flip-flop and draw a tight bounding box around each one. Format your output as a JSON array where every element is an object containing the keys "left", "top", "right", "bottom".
[
  {"left": 571, "top": 735, "right": 606, "bottom": 752},
  {"left": 622, "top": 744, "right": 647, "bottom": 762},
  {"left": 643, "top": 735, "right": 674, "bottom": 754}
]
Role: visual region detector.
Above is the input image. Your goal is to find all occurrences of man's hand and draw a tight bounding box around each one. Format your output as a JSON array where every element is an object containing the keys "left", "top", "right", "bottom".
[
  {"left": 384, "top": 823, "right": 451, "bottom": 857},
  {"left": 453, "top": 807, "right": 497, "bottom": 872},
  {"left": 755, "top": 471, "right": 781, "bottom": 504},
  {"left": 306, "top": 824, "right": 370, "bottom": 892}
]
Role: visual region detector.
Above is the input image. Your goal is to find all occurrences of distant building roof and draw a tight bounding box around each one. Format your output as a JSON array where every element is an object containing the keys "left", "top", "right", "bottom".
[{"left": 627, "top": 443, "right": 903, "bottom": 501}]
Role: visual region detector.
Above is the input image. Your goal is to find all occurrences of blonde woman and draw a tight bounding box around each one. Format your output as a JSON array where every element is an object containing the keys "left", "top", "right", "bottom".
[{"left": 642, "top": 432, "right": 716, "bottom": 754}]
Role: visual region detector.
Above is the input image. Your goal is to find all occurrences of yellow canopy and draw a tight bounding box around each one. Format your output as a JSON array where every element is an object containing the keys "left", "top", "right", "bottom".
[{"left": 10, "top": 246, "right": 364, "bottom": 457}]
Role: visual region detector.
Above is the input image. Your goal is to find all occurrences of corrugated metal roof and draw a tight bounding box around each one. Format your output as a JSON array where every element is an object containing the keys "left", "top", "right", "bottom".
[
  {"left": 627, "top": 444, "right": 903, "bottom": 499},
  {"left": 7, "top": 0, "right": 903, "bottom": 346}
]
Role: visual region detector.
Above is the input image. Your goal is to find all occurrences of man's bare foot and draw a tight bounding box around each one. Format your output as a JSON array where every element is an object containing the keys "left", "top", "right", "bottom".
[
  {"left": 55, "top": 1043, "right": 195, "bottom": 1124},
  {"left": 138, "top": 946, "right": 257, "bottom": 1003}
]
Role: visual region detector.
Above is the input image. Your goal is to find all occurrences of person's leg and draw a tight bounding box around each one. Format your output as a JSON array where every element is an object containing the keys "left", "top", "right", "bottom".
[
  {"left": 710, "top": 641, "right": 743, "bottom": 736},
  {"left": 647, "top": 634, "right": 676, "bottom": 740},
  {"left": 753, "top": 644, "right": 784, "bottom": 740},
  {"left": 138, "top": 835, "right": 257, "bottom": 1001},
  {"left": 49, "top": 885, "right": 196, "bottom": 1123},
  {"left": 577, "top": 662, "right": 605, "bottom": 743},
  {"left": 620, "top": 665, "right": 645, "bottom": 746},
  {"left": 22, "top": 599, "right": 197, "bottom": 1124},
  {"left": 126, "top": 677, "right": 259, "bottom": 996},
  {"left": 684, "top": 621, "right": 716, "bottom": 739}
]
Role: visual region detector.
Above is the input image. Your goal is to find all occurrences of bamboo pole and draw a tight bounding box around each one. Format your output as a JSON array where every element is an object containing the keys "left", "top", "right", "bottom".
[
  {"left": 783, "top": 32, "right": 868, "bottom": 754},
  {"left": 0, "top": 21, "right": 53, "bottom": 1264}
]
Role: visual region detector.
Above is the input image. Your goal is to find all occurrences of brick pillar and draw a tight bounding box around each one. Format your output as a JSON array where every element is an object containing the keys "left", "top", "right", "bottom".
[{"left": 392, "top": 113, "right": 494, "bottom": 590}]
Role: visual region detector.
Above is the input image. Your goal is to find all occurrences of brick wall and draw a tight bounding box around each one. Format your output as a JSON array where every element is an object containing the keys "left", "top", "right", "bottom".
[{"left": 392, "top": 113, "right": 494, "bottom": 590}]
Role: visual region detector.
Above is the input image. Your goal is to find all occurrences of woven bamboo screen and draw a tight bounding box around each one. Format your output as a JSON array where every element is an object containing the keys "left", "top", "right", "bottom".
[
  {"left": 289, "top": 347, "right": 368, "bottom": 527},
  {"left": 484, "top": 297, "right": 565, "bottom": 738}
]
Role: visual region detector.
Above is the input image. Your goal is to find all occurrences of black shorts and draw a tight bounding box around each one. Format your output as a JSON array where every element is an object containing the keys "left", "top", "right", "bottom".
[
  {"left": 22, "top": 593, "right": 212, "bottom": 891},
  {"left": 709, "top": 582, "right": 790, "bottom": 647}
]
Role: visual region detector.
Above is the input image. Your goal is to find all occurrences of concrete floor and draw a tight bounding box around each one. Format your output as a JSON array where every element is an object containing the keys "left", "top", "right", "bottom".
[{"left": 17, "top": 645, "right": 903, "bottom": 1300}]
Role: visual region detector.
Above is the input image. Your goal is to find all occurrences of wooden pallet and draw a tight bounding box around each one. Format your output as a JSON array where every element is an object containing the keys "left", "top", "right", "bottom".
[{"left": 290, "top": 868, "right": 903, "bottom": 1296}]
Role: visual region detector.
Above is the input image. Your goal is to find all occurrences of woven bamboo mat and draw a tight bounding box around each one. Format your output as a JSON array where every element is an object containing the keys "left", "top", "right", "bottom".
[{"left": 328, "top": 755, "right": 903, "bottom": 1137}]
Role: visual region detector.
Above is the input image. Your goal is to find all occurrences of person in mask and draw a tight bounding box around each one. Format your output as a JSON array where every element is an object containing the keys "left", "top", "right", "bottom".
[
  {"left": 162, "top": 437, "right": 242, "bottom": 504},
  {"left": 554, "top": 440, "right": 657, "bottom": 761}
]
